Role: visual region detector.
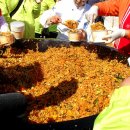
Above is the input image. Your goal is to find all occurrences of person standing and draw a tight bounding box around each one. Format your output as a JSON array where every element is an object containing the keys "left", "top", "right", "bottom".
[
  {"left": 40, "top": 0, "right": 91, "bottom": 41},
  {"left": 85, "top": 0, "right": 130, "bottom": 56},
  {"left": 87, "top": 0, "right": 119, "bottom": 38}
]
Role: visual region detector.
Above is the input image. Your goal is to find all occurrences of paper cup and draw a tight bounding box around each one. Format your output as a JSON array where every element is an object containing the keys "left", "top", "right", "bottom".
[
  {"left": 68, "top": 29, "right": 87, "bottom": 42},
  {"left": 10, "top": 21, "right": 25, "bottom": 39},
  {"left": 92, "top": 30, "right": 108, "bottom": 43},
  {"left": 68, "top": 31, "right": 81, "bottom": 42}
]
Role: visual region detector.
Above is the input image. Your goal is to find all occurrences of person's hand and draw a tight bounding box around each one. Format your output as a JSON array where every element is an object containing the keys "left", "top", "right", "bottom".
[
  {"left": 102, "top": 29, "right": 126, "bottom": 43},
  {"left": 47, "top": 15, "right": 62, "bottom": 25},
  {"left": 78, "top": 29, "right": 87, "bottom": 41},
  {"left": 85, "top": 5, "right": 99, "bottom": 23},
  {"left": 0, "top": 23, "right": 10, "bottom": 32}
]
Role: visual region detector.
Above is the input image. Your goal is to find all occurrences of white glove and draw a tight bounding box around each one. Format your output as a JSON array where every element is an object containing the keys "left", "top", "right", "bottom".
[
  {"left": 102, "top": 29, "right": 126, "bottom": 43},
  {"left": 85, "top": 5, "right": 99, "bottom": 23},
  {"left": 0, "top": 23, "right": 10, "bottom": 32}
]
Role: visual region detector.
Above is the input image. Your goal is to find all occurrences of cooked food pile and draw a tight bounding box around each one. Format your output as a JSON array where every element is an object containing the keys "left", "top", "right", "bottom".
[
  {"left": 63, "top": 20, "right": 79, "bottom": 30},
  {"left": 0, "top": 32, "right": 11, "bottom": 36},
  {"left": 0, "top": 45, "right": 130, "bottom": 124},
  {"left": 91, "top": 22, "right": 106, "bottom": 31},
  {"left": 63, "top": 20, "right": 87, "bottom": 41}
]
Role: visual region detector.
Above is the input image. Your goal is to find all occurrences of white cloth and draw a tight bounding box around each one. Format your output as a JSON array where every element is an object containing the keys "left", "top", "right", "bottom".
[{"left": 40, "top": 0, "right": 91, "bottom": 41}]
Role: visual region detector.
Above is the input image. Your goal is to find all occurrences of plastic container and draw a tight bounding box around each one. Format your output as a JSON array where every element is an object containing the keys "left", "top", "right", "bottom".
[{"left": 10, "top": 21, "right": 25, "bottom": 39}]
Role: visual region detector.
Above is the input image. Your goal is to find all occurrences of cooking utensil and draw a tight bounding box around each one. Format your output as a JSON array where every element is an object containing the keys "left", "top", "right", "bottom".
[{"left": 0, "top": 38, "right": 128, "bottom": 130}]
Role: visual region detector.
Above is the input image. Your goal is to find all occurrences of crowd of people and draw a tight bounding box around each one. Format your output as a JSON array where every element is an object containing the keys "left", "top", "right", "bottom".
[
  {"left": 0, "top": 0, "right": 109, "bottom": 40},
  {"left": 0, "top": 0, "right": 130, "bottom": 129},
  {"left": 0, "top": 0, "right": 120, "bottom": 42}
]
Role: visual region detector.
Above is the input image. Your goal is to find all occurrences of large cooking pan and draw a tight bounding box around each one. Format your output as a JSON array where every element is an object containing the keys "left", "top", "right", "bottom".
[
  {"left": 1, "top": 38, "right": 129, "bottom": 130},
  {"left": 11, "top": 38, "right": 129, "bottom": 63}
]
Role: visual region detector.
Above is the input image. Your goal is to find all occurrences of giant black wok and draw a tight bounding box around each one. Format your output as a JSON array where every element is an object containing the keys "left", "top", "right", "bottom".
[{"left": 1, "top": 38, "right": 129, "bottom": 130}]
